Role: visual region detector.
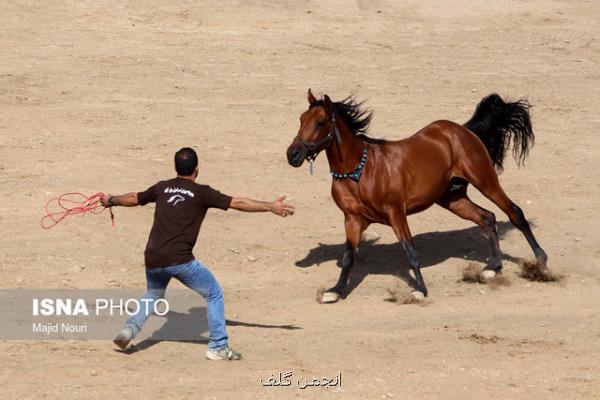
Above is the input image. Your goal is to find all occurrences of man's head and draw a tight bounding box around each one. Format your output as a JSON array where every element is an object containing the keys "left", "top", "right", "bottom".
[{"left": 175, "top": 147, "right": 198, "bottom": 179}]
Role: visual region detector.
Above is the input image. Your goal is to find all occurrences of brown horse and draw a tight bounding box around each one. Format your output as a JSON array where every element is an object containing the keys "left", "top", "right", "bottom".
[{"left": 286, "top": 89, "right": 548, "bottom": 303}]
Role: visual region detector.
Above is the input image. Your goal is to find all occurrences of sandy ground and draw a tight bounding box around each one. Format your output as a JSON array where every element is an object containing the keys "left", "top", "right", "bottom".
[{"left": 1, "top": 0, "right": 600, "bottom": 399}]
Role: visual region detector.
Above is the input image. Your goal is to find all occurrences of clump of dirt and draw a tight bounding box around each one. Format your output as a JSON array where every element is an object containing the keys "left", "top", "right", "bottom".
[
  {"left": 487, "top": 274, "right": 511, "bottom": 288},
  {"left": 461, "top": 263, "right": 511, "bottom": 288},
  {"left": 385, "top": 286, "right": 428, "bottom": 305},
  {"left": 460, "top": 333, "right": 503, "bottom": 344},
  {"left": 519, "top": 260, "right": 563, "bottom": 282},
  {"left": 462, "top": 262, "right": 484, "bottom": 283}
]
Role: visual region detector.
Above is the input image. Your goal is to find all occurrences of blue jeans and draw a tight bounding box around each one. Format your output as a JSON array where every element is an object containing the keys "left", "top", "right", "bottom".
[{"left": 126, "top": 259, "right": 228, "bottom": 350}]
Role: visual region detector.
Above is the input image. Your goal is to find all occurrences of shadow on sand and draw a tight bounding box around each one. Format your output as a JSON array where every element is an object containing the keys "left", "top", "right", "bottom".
[
  {"left": 295, "top": 221, "right": 526, "bottom": 297},
  {"left": 119, "top": 307, "right": 301, "bottom": 354}
]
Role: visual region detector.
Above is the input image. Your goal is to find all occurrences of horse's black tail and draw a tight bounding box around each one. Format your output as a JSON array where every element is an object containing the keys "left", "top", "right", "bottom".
[{"left": 464, "top": 93, "right": 534, "bottom": 171}]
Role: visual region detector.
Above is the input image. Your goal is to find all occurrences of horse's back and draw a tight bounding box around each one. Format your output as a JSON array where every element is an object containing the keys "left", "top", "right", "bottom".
[
  {"left": 385, "top": 119, "right": 463, "bottom": 145},
  {"left": 402, "top": 119, "right": 490, "bottom": 164},
  {"left": 415, "top": 119, "right": 473, "bottom": 142},
  {"left": 383, "top": 120, "right": 463, "bottom": 161}
]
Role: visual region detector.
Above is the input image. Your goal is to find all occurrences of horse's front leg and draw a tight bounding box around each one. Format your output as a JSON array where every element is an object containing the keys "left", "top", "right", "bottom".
[
  {"left": 320, "top": 214, "right": 368, "bottom": 303},
  {"left": 389, "top": 211, "right": 428, "bottom": 298}
]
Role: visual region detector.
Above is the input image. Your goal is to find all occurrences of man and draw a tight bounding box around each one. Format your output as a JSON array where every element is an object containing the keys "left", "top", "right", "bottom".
[{"left": 101, "top": 147, "right": 294, "bottom": 361}]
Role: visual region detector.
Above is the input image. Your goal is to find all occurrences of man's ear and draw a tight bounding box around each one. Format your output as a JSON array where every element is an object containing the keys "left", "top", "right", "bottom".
[
  {"left": 307, "top": 88, "right": 317, "bottom": 106},
  {"left": 193, "top": 167, "right": 199, "bottom": 179},
  {"left": 323, "top": 94, "right": 334, "bottom": 114}
]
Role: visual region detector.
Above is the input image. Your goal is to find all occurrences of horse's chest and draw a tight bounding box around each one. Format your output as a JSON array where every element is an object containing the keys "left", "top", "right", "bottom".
[{"left": 331, "top": 182, "right": 386, "bottom": 223}]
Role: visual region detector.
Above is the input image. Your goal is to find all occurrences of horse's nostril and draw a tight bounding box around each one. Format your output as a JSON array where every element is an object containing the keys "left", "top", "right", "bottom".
[
  {"left": 286, "top": 144, "right": 306, "bottom": 167},
  {"left": 288, "top": 149, "right": 300, "bottom": 160}
]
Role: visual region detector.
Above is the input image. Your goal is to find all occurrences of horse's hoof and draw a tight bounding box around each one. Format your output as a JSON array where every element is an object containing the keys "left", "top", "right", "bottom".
[
  {"left": 320, "top": 291, "right": 340, "bottom": 303},
  {"left": 410, "top": 291, "right": 425, "bottom": 301},
  {"left": 480, "top": 270, "right": 497, "bottom": 281}
]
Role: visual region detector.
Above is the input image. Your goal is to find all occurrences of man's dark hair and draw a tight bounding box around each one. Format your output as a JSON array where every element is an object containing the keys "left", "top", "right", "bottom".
[{"left": 174, "top": 147, "right": 198, "bottom": 176}]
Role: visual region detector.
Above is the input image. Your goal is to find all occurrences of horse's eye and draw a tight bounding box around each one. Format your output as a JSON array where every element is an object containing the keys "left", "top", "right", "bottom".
[{"left": 316, "top": 121, "right": 324, "bottom": 128}]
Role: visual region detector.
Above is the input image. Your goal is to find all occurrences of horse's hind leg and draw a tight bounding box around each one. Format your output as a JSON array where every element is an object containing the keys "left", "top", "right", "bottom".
[
  {"left": 460, "top": 163, "right": 548, "bottom": 267},
  {"left": 320, "top": 213, "right": 368, "bottom": 303},
  {"left": 437, "top": 187, "right": 503, "bottom": 274},
  {"left": 495, "top": 195, "right": 547, "bottom": 266}
]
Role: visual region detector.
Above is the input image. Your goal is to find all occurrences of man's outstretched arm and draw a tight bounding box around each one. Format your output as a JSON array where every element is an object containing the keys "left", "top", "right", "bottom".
[
  {"left": 230, "top": 195, "right": 294, "bottom": 217},
  {"left": 100, "top": 193, "right": 139, "bottom": 207}
]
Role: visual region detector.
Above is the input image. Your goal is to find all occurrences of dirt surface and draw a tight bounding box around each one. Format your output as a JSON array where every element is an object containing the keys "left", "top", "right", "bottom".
[{"left": 1, "top": 1, "right": 599, "bottom": 399}]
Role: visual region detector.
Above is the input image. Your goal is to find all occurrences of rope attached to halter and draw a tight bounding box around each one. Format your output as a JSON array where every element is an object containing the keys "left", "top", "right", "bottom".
[{"left": 41, "top": 192, "right": 114, "bottom": 230}]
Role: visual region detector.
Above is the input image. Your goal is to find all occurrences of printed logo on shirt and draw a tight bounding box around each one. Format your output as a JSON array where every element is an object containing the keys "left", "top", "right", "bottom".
[
  {"left": 167, "top": 194, "right": 185, "bottom": 206},
  {"left": 164, "top": 187, "right": 195, "bottom": 198}
]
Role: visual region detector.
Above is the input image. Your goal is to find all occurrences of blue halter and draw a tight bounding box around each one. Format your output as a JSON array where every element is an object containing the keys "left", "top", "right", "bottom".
[{"left": 331, "top": 146, "right": 367, "bottom": 182}]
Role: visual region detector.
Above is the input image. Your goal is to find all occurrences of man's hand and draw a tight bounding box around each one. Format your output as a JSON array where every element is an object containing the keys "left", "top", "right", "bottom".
[
  {"left": 99, "top": 192, "right": 139, "bottom": 207},
  {"left": 270, "top": 195, "right": 295, "bottom": 217},
  {"left": 100, "top": 193, "right": 112, "bottom": 207}
]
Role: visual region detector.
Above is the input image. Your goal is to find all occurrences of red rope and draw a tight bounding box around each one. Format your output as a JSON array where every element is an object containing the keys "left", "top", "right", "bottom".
[{"left": 41, "top": 192, "right": 114, "bottom": 230}]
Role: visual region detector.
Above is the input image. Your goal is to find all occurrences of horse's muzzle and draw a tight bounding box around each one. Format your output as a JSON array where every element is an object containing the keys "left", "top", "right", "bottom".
[{"left": 286, "top": 142, "right": 307, "bottom": 168}]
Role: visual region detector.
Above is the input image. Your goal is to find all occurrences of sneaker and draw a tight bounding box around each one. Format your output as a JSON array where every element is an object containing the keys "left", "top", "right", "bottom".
[
  {"left": 113, "top": 325, "right": 135, "bottom": 350},
  {"left": 206, "top": 346, "right": 242, "bottom": 361}
]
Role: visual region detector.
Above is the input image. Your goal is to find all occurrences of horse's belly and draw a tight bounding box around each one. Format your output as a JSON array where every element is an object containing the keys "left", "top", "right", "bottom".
[
  {"left": 406, "top": 201, "right": 435, "bottom": 215},
  {"left": 383, "top": 175, "right": 447, "bottom": 217}
]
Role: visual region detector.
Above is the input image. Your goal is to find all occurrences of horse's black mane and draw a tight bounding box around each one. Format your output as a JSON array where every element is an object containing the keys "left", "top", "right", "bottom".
[{"left": 312, "top": 96, "right": 386, "bottom": 144}]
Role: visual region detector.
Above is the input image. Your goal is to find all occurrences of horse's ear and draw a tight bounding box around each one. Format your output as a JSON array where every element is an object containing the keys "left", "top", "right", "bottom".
[
  {"left": 323, "top": 94, "right": 334, "bottom": 113},
  {"left": 307, "top": 89, "right": 317, "bottom": 106}
]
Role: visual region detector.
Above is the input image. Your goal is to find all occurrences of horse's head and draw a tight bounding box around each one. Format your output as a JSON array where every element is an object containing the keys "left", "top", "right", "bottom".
[{"left": 286, "top": 89, "right": 338, "bottom": 167}]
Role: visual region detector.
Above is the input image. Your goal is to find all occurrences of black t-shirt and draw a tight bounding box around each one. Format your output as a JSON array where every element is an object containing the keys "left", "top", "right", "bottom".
[{"left": 137, "top": 177, "right": 232, "bottom": 268}]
